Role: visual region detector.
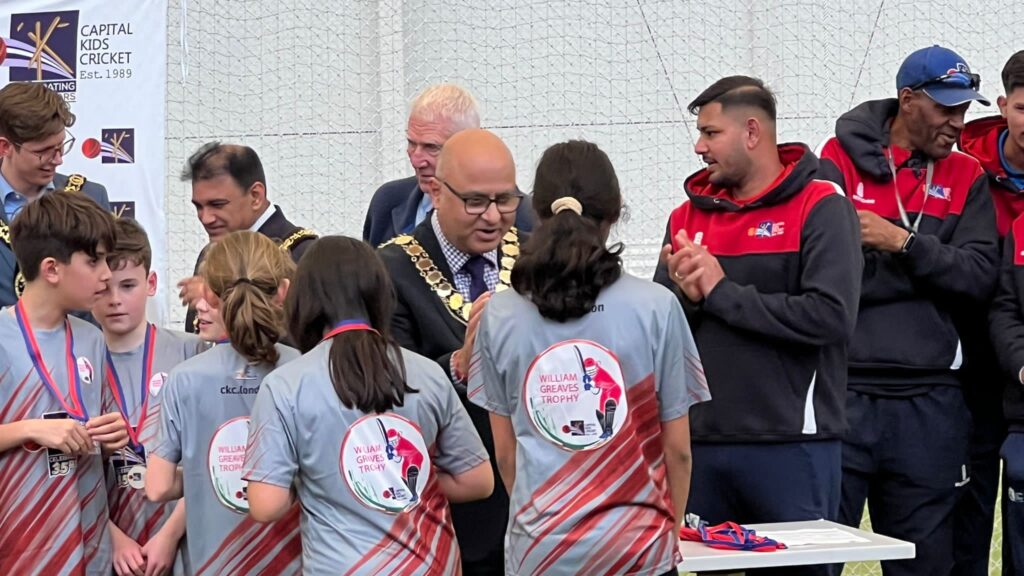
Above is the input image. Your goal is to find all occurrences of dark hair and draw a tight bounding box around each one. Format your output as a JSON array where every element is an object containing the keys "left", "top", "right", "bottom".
[
  {"left": 107, "top": 218, "right": 152, "bottom": 272},
  {"left": 1003, "top": 50, "right": 1024, "bottom": 94},
  {"left": 512, "top": 140, "right": 623, "bottom": 322},
  {"left": 687, "top": 75, "right": 777, "bottom": 120},
  {"left": 11, "top": 191, "right": 115, "bottom": 281},
  {"left": 286, "top": 236, "right": 414, "bottom": 413},
  {"left": 203, "top": 231, "right": 294, "bottom": 365},
  {"left": 0, "top": 83, "right": 75, "bottom": 143},
  {"left": 180, "top": 142, "right": 266, "bottom": 193}
]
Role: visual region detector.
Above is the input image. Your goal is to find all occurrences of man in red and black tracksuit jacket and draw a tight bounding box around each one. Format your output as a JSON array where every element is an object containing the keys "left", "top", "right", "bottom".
[
  {"left": 817, "top": 45, "right": 999, "bottom": 576},
  {"left": 979, "top": 49, "right": 1024, "bottom": 576},
  {"left": 655, "top": 76, "right": 862, "bottom": 576}
]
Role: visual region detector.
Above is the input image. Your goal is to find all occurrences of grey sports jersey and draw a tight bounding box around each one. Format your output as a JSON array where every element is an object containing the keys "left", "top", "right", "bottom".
[
  {"left": 102, "top": 326, "right": 206, "bottom": 574},
  {"left": 0, "top": 308, "right": 112, "bottom": 575},
  {"left": 152, "top": 343, "right": 302, "bottom": 576},
  {"left": 469, "top": 274, "right": 710, "bottom": 576},
  {"left": 243, "top": 343, "right": 488, "bottom": 575}
]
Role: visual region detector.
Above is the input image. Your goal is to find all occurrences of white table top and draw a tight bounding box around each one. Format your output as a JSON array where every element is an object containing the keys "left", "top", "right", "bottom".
[{"left": 678, "top": 519, "right": 915, "bottom": 573}]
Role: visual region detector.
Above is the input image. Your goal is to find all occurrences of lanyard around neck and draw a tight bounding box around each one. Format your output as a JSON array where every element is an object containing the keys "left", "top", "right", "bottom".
[{"left": 886, "top": 148, "right": 932, "bottom": 233}]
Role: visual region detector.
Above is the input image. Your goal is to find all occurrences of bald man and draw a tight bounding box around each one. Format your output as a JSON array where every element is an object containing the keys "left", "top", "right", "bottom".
[{"left": 378, "top": 128, "right": 520, "bottom": 575}]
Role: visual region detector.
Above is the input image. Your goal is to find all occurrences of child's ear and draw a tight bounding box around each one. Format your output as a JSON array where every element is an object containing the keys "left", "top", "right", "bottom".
[
  {"left": 275, "top": 278, "right": 290, "bottom": 306},
  {"left": 147, "top": 271, "right": 158, "bottom": 297},
  {"left": 40, "top": 257, "right": 61, "bottom": 285}
]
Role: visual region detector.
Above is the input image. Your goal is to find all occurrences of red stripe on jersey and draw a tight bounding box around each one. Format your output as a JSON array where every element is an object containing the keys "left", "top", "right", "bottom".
[
  {"left": 195, "top": 505, "right": 301, "bottom": 576},
  {"left": 2, "top": 470, "right": 80, "bottom": 574},
  {"left": 344, "top": 479, "right": 457, "bottom": 576},
  {"left": 517, "top": 377, "right": 664, "bottom": 571},
  {"left": 0, "top": 370, "right": 41, "bottom": 424},
  {"left": 396, "top": 481, "right": 454, "bottom": 575},
  {"left": 231, "top": 505, "right": 302, "bottom": 575}
]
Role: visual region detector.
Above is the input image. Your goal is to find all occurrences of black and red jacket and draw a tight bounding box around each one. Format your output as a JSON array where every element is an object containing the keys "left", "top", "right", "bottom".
[
  {"left": 968, "top": 116, "right": 1024, "bottom": 430},
  {"left": 989, "top": 216, "right": 1024, "bottom": 431},
  {"left": 653, "top": 144, "right": 862, "bottom": 443},
  {"left": 817, "top": 99, "right": 1000, "bottom": 393}
]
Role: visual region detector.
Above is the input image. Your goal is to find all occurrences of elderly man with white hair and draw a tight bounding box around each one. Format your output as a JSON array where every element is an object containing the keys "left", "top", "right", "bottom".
[{"left": 363, "top": 83, "right": 533, "bottom": 246}]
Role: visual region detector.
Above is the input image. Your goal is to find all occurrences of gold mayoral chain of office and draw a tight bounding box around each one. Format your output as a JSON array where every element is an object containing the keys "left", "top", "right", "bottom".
[
  {"left": 0, "top": 174, "right": 88, "bottom": 298},
  {"left": 385, "top": 228, "right": 519, "bottom": 324}
]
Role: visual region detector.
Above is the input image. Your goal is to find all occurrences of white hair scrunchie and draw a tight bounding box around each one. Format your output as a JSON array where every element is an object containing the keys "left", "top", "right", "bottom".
[{"left": 551, "top": 196, "right": 583, "bottom": 216}]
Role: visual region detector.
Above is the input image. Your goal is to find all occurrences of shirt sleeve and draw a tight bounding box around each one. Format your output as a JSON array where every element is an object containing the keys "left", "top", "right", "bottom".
[
  {"left": 467, "top": 308, "right": 511, "bottom": 416},
  {"left": 433, "top": 376, "right": 489, "bottom": 476},
  {"left": 241, "top": 377, "right": 299, "bottom": 489},
  {"left": 654, "top": 291, "right": 711, "bottom": 422},
  {"left": 151, "top": 369, "right": 185, "bottom": 463}
]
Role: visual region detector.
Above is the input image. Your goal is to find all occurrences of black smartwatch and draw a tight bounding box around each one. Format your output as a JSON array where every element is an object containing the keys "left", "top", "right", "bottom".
[{"left": 899, "top": 231, "right": 916, "bottom": 254}]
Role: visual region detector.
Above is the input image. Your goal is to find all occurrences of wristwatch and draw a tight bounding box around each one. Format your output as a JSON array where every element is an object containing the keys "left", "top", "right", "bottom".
[{"left": 899, "top": 231, "right": 916, "bottom": 254}]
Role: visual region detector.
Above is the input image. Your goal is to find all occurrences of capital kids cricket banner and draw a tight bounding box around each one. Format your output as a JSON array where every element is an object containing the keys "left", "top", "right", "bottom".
[{"left": 0, "top": 0, "right": 169, "bottom": 324}]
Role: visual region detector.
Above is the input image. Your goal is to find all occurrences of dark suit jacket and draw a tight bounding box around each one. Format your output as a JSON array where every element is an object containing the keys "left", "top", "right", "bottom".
[
  {"left": 0, "top": 171, "right": 111, "bottom": 308},
  {"left": 377, "top": 219, "right": 510, "bottom": 565},
  {"left": 184, "top": 205, "right": 316, "bottom": 332},
  {"left": 363, "top": 175, "right": 534, "bottom": 247}
]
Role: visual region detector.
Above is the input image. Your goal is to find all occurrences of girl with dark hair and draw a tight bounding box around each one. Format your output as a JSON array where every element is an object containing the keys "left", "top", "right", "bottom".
[
  {"left": 469, "top": 140, "right": 710, "bottom": 575},
  {"left": 146, "top": 231, "right": 302, "bottom": 575},
  {"left": 242, "top": 235, "right": 493, "bottom": 575}
]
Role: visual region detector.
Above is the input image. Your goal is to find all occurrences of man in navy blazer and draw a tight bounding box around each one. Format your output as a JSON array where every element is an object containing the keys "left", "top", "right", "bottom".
[{"left": 363, "top": 84, "right": 532, "bottom": 246}]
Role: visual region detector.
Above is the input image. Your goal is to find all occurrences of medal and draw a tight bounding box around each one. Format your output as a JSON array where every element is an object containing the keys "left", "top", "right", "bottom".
[{"left": 15, "top": 300, "right": 88, "bottom": 421}]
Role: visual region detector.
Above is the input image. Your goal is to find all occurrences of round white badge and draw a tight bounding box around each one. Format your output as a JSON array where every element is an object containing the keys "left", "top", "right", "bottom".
[
  {"left": 523, "top": 339, "right": 628, "bottom": 451},
  {"left": 76, "top": 357, "right": 94, "bottom": 385},
  {"left": 340, "top": 413, "right": 431, "bottom": 514},
  {"left": 208, "top": 417, "right": 251, "bottom": 513},
  {"left": 148, "top": 372, "right": 167, "bottom": 396}
]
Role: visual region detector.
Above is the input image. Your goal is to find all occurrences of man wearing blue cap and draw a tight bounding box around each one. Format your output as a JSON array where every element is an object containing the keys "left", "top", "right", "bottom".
[{"left": 818, "top": 45, "right": 999, "bottom": 575}]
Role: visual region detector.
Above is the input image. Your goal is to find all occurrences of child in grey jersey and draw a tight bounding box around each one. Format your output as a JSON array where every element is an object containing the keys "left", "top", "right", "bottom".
[
  {"left": 244, "top": 236, "right": 493, "bottom": 575},
  {"left": 147, "top": 231, "right": 302, "bottom": 575}
]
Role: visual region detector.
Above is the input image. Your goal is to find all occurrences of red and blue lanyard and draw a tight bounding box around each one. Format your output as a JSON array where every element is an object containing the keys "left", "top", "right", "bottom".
[
  {"left": 321, "top": 319, "right": 378, "bottom": 342},
  {"left": 105, "top": 323, "right": 157, "bottom": 448},
  {"left": 15, "top": 300, "right": 88, "bottom": 422}
]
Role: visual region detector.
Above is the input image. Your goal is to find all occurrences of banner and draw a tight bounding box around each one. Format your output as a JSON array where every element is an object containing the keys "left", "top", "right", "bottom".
[{"left": 0, "top": 0, "right": 168, "bottom": 325}]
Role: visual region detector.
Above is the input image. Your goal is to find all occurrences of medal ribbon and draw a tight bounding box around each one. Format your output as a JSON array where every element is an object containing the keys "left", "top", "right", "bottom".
[
  {"left": 105, "top": 323, "right": 157, "bottom": 448},
  {"left": 15, "top": 300, "right": 88, "bottom": 421},
  {"left": 321, "top": 319, "right": 378, "bottom": 342}
]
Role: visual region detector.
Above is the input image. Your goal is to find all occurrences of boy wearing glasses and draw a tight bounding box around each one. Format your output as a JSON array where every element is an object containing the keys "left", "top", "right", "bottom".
[
  {"left": 0, "top": 82, "right": 111, "bottom": 308},
  {"left": 818, "top": 46, "right": 998, "bottom": 575},
  {"left": 378, "top": 128, "right": 522, "bottom": 575}
]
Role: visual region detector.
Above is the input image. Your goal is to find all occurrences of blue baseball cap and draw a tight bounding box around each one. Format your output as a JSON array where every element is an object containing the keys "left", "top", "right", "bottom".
[{"left": 896, "top": 45, "right": 990, "bottom": 107}]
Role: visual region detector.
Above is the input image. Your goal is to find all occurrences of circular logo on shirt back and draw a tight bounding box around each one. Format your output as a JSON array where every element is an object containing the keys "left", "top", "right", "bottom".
[
  {"left": 523, "top": 340, "right": 628, "bottom": 451},
  {"left": 208, "top": 417, "right": 251, "bottom": 513},
  {"left": 148, "top": 372, "right": 168, "bottom": 396},
  {"left": 340, "top": 413, "right": 430, "bottom": 514}
]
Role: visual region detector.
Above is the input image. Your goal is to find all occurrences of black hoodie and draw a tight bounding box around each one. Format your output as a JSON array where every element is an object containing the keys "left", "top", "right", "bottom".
[
  {"left": 818, "top": 99, "right": 999, "bottom": 393},
  {"left": 654, "top": 143, "right": 862, "bottom": 442},
  {"left": 989, "top": 223, "right": 1024, "bottom": 431},
  {"left": 956, "top": 116, "right": 1024, "bottom": 425}
]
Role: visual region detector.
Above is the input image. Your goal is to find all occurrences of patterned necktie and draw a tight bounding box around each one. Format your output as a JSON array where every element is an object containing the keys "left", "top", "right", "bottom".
[{"left": 463, "top": 255, "right": 490, "bottom": 301}]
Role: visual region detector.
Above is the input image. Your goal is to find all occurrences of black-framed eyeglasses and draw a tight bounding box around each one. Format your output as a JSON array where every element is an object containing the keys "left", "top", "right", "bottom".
[
  {"left": 13, "top": 132, "right": 76, "bottom": 164},
  {"left": 442, "top": 180, "right": 524, "bottom": 215},
  {"left": 909, "top": 71, "right": 981, "bottom": 92}
]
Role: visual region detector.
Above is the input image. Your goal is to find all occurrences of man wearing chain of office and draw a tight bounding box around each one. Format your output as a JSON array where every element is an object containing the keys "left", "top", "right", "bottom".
[{"left": 377, "top": 128, "right": 523, "bottom": 575}]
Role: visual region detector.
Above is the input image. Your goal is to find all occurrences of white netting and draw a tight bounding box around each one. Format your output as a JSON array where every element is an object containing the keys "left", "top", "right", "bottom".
[{"left": 166, "top": 2, "right": 1017, "bottom": 571}]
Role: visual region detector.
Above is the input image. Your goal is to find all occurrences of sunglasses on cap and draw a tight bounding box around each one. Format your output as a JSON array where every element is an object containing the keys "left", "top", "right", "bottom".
[{"left": 908, "top": 71, "right": 981, "bottom": 92}]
